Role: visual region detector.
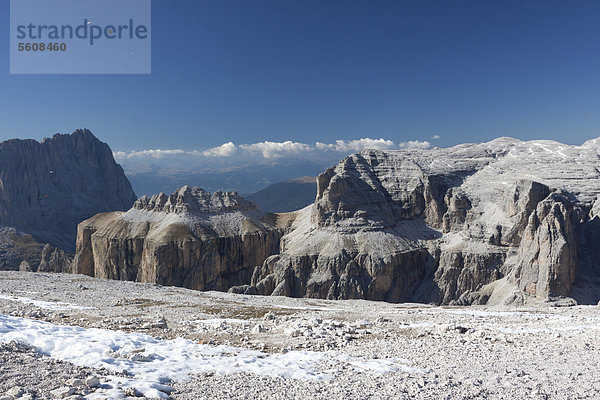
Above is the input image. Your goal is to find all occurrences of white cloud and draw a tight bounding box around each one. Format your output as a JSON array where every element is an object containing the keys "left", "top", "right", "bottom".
[
  {"left": 431, "top": 134, "right": 440, "bottom": 140},
  {"left": 203, "top": 142, "right": 238, "bottom": 157},
  {"left": 239, "top": 141, "right": 312, "bottom": 159},
  {"left": 113, "top": 138, "right": 435, "bottom": 195},
  {"left": 113, "top": 137, "right": 432, "bottom": 168},
  {"left": 315, "top": 138, "right": 398, "bottom": 152},
  {"left": 113, "top": 149, "right": 186, "bottom": 159},
  {"left": 398, "top": 140, "right": 431, "bottom": 149}
]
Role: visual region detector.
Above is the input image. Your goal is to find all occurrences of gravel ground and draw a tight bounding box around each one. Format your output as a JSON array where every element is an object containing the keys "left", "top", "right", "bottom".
[{"left": 0, "top": 271, "right": 599, "bottom": 399}]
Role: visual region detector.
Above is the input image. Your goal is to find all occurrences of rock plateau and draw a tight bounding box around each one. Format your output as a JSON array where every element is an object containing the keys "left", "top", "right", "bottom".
[{"left": 73, "top": 186, "right": 287, "bottom": 291}]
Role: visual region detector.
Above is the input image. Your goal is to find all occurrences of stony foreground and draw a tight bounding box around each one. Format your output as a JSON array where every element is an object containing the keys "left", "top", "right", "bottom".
[{"left": 0, "top": 272, "right": 598, "bottom": 399}]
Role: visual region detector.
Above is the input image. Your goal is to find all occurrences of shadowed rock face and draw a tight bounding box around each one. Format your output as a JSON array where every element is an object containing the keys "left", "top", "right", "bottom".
[
  {"left": 0, "top": 129, "right": 137, "bottom": 252},
  {"left": 75, "top": 137, "right": 600, "bottom": 305}
]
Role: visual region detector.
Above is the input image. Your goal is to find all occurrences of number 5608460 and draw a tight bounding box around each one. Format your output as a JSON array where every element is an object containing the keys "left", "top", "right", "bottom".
[{"left": 17, "top": 42, "right": 67, "bottom": 51}]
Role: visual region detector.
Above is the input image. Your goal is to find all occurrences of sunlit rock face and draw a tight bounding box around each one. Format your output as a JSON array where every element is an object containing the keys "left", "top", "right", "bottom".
[
  {"left": 76, "top": 137, "right": 600, "bottom": 305},
  {"left": 251, "top": 138, "right": 600, "bottom": 305},
  {"left": 73, "top": 186, "right": 286, "bottom": 291}
]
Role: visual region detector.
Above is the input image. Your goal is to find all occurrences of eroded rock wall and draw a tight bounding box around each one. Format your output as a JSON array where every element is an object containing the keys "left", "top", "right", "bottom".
[{"left": 73, "top": 187, "right": 285, "bottom": 291}]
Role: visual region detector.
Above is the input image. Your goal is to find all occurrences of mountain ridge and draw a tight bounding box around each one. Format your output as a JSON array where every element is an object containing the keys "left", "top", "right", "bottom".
[{"left": 74, "top": 136, "right": 600, "bottom": 305}]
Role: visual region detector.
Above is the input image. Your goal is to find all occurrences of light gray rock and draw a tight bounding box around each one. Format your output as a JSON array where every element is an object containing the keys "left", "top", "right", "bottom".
[
  {"left": 133, "top": 186, "right": 257, "bottom": 214},
  {"left": 84, "top": 376, "right": 100, "bottom": 388},
  {"left": 228, "top": 285, "right": 258, "bottom": 295},
  {"left": 65, "top": 378, "right": 83, "bottom": 387},
  {"left": 123, "top": 387, "right": 144, "bottom": 397},
  {"left": 5, "top": 386, "right": 23, "bottom": 397},
  {"left": 73, "top": 186, "right": 286, "bottom": 291},
  {"left": 49, "top": 387, "right": 75, "bottom": 398},
  {"left": 37, "top": 244, "right": 72, "bottom": 273},
  {"left": 141, "top": 315, "right": 168, "bottom": 330},
  {"left": 510, "top": 191, "right": 578, "bottom": 298},
  {"left": 73, "top": 137, "right": 600, "bottom": 305},
  {"left": 18, "top": 261, "right": 32, "bottom": 272}
]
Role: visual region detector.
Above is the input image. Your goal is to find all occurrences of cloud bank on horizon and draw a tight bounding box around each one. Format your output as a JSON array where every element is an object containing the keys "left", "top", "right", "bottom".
[
  {"left": 113, "top": 137, "right": 435, "bottom": 195},
  {"left": 114, "top": 137, "right": 432, "bottom": 165}
]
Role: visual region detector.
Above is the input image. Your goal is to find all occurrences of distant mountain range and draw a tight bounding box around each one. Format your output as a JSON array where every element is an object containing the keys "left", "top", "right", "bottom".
[
  {"left": 125, "top": 160, "right": 327, "bottom": 197},
  {"left": 115, "top": 138, "right": 432, "bottom": 197}
]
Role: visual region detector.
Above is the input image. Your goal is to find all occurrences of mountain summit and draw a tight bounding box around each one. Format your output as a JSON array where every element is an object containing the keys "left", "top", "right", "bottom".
[{"left": 0, "top": 129, "right": 137, "bottom": 268}]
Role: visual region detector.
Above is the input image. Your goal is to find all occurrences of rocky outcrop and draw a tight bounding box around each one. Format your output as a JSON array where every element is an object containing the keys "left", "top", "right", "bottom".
[
  {"left": 0, "top": 129, "right": 136, "bottom": 252},
  {"left": 0, "top": 228, "right": 72, "bottom": 273},
  {"left": 0, "top": 228, "right": 46, "bottom": 271},
  {"left": 73, "top": 186, "right": 287, "bottom": 290},
  {"left": 0, "top": 129, "right": 136, "bottom": 271},
  {"left": 37, "top": 244, "right": 73, "bottom": 273},
  {"left": 510, "top": 191, "right": 578, "bottom": 298},
  {"left": 248, "top": 138, "right": 600, "bottom": 305},
  {"left": 74, "top": 137, "right": 600, "bottom": 305}
]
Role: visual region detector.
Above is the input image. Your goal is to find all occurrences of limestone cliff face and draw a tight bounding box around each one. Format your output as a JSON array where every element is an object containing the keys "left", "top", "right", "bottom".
[
  {"left": 73, "top": 186, "right": 286, "bottom": 290},
  {"left": 510, "top": 191, "right": 578, "bottom": 298},
  {"left": 0, "top": 129, "right": 137, "bottom": 252},
  {"left": 37, "top": 244, "right": 73, "bottom": 273},
  {"left": 251, "top": 207, "right": 434, "bottom": 302},
  {"left": 74, "top": 137, "right": 600, "bottom": 305},
  {"left": 250, "top": 138, "right": 600, "bottom": 305}
]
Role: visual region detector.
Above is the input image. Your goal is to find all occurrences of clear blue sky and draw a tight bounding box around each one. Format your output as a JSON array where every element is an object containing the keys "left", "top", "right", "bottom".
[{"left": 1, "top": 0, "right": 599, "bottom": 151}]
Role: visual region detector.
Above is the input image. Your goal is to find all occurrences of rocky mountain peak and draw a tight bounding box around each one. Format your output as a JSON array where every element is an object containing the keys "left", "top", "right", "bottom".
[
  {"left": 133, "top": 186, "right": 257, "bottom": 214},
  {"left": 0, "top": 129, "right": 137, "bottom": 253}
]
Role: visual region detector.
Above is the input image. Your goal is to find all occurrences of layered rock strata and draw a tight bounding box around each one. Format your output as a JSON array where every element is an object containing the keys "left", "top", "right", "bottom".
[
  {"left": 250, "top": 138, "right": 600, "bottom": 305},
  {"left": 73, "top": 186, "right": 287, "bottom": 290}
]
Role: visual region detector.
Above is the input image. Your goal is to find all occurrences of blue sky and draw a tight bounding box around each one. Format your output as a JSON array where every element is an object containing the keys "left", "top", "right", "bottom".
[{"left": 1, "top": 0, "right": 600, "bottom": 152}]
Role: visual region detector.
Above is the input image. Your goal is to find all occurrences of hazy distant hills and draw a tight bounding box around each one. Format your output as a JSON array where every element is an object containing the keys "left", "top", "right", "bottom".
[
  {"left": 126, "top": 159, "right": 328, "bottom": 197},
  {"left": 246, "top": 176, "right": 316, "bottom": 213},
  {"left": 116, "top": 139, "right": 433, "bottom": 197}
]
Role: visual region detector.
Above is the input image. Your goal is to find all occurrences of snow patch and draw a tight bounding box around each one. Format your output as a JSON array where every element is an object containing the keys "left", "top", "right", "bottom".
[
  {"left": 0, "top": 294, "right": 95, "bottom": 311},
  {"left": 0, "top": 315, "right": 425, "bottom": 399}
]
